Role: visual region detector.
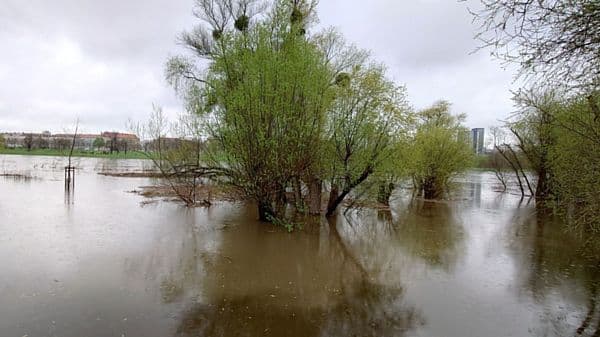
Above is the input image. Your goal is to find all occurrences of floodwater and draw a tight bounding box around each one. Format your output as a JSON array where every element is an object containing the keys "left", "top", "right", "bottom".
[{"left": 0, "top": 155, "right": 598, "bottom": 337}]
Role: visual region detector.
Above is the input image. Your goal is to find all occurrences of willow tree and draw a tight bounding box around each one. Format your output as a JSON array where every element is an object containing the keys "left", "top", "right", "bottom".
[
  {"left": 506, "top": 89, "right": 558, "bottom": 200},
  {"left": 324, "top": 64, "right": 410, "bottom": 216},
  {"left": 407, "top": 101, "right": 473, "bottom": 199},
  {"left": 165, "top": 0, "right": 414, "bottom": 222},
  {"left": 550, "top": 92, "right": 600, "bottom": 256},
  {"left": 471, "top": 0, "right": 600, "bottom": 260},
  {"left": 374, "top": 131, "right": 414, "bottom": 206},
  {"left": 167, "top": 0, "right": 333, "bottom": 221}
]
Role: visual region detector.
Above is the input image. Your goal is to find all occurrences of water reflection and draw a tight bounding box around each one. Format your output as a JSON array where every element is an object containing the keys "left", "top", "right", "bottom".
[
  {"left": 506, "top": 209, "right": 600, "bottom": 336},
  {"left": 64, "top": 183, "right": 75, "bottom": 205},
  {"left": 468, "top": 173, "right": 483, "bottom": 208},
  {"left": 2, "top": 155, "right": 600, "bottom": 337},
  {"left": 177, "top": 280, "right": 423, "bottom": 337},
  {"left": 170, "top": 211, "right": 423, "bottom": 337},
  {"left": 392, "top": 199, "right": 466, "bottom": 271}
]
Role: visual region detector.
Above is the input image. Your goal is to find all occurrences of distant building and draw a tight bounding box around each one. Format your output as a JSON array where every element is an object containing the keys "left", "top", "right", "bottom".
[
  {"left": 0, "top": 131, "right": 141, "bottom": 152},
  {"left": 52, "top": 133, "right": 99, "bottom": 151},
  {"left": 101, "top": 132, "right": 142, "bottom": 152},
  {"left": 471, "top": 128, "right": 485, "bottom": 154}
]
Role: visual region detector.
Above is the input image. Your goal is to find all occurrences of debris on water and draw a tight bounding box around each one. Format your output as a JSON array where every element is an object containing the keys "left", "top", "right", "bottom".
[{"left": 98, "top": 171, "right": 163, "bottom": 178}]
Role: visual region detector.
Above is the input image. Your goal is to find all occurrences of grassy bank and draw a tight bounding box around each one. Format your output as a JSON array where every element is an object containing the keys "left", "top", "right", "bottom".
[
  {"left": 471, "top": 153, "right": 493, "bottom": 171},
  {"left": 0, "top": 148, "right": 149, "bottom": 160}
]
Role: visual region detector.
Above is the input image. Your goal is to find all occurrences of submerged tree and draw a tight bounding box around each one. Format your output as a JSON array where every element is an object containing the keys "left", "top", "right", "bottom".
[
  {"left": 165, "top": 0, "right": 411, "bottom": 222},
  {"left": 487, "top": 126, "right": 510, "bottom": 192},
  {"left": 133, "top": 106, "right": 223, "bottom": 207},
  {"left": 505, "top": 89, "right": 558, "bottom": 201},
  {"left": 550, "top": 92, "right": 600, "bottom": 254},
  {"left": 471, "top": 0, "right": 600, "bottom": 259},
  {"left": 373, "top": 137, "right": 412, "bottom": 206},
  {"left": 407, "top": 101, "right": 473, "bottom": 199},
  {"left": 167, "top": 0, "right": 333, "bottom": 220},
  {"left": 324, "top": 63, "right": 411, "bottom": 216}
]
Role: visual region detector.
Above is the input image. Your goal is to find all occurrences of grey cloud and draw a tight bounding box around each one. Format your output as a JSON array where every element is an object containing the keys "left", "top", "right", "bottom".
[
  {"left": 0, "top": 0, "right": 519, "bottom": 134},
  {"left": 317, "top": 0, "right": 520, "bottom": 128},
  {"left": 318, "top": 1, "right": 478, "bottom": 67},
  {"left": 3, "top": 0, "right": 195, "bottom": 63}
]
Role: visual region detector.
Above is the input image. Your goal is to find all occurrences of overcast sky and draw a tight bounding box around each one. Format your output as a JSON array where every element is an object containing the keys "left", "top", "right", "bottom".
[{"left": 0, "top": 0, "right": 520, "bottom": 134}]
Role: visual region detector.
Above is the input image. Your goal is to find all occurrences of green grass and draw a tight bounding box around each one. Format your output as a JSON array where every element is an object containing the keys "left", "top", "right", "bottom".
[
  {"left": 0, "top": 148, "right": 149, "bottom": 160},
  {"left": 471, "top": 153, "right": 492, "bottom": 169}
]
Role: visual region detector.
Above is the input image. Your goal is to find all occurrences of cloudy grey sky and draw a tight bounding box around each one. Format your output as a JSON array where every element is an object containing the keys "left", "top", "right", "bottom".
[{"left": 0, "top": 0, "right": 519, "bottom": 134}]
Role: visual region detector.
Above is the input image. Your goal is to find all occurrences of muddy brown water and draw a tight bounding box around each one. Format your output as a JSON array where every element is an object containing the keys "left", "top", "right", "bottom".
[{"left": 0, "top": 155, "right": 598, "bottom": 337}]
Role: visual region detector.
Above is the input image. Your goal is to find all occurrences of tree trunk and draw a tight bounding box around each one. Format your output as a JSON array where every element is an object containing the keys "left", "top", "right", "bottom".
[
  {"left": 496, "top": 145, "right": 525, "bottom": 196},
  {"left": 422, "top": 177, "right": 438, "bottom": 199},
  {"left": 506, "top": 145, "right": 535, "bottom": 196},
  {"left": 307, "top": 177, "right": 322, "bottom": 215},
  {"left": 377, "top": 182, "right": 395, "bottom": 205},
  {"left": 326, "top": 184, "right": 339, "bottom": 217},
  {"left": 326, "top": 187, "right": 356, "bottom": 217},
  {"left": 576, "top": 269, "right": 598, "bottom": 335},
  {"left": 258, "top": 200, "right": 273, "bottom": 222},
  {"left": 535, "top": 152, "right": 552, "bottom": 203},
  {"left": 292, "top": 176, "right": 303, "bottom": 211},
  {"left": 326, "top": 166, "right": 374, "bottom": 217},
  {"left": 588, "top": 93, "right": 600, "bottom": 122},
  {"left": 274, "top": 183, "right": 286, "bottom": 217}
]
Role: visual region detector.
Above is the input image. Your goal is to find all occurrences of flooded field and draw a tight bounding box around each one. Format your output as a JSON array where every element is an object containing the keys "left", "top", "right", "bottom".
[{"left": 0, "top": 155, "right": 598, "bottom": 337}]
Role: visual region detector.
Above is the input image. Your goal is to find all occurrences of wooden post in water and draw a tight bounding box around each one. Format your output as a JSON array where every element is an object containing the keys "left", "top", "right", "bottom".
[
  {"left": 65, "top": 119, "right": 79, "bottom": 192},
  {"left": 64, "top": 165, "right": 75, "bottom": 190}
]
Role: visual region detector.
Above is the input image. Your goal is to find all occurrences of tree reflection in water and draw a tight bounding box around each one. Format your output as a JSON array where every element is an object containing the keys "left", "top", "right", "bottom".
[
  {"left": 161, "top": 209, "right": 424, "bottom": 337},
  {"left": 506, "top": 207, "right": 600, "bottom": 337},
  {"left": 176, "top": 281, "right": 422, "bottom": 337},
  {"left": 392, "top": 198, "right": 466, "bottom": 271}
]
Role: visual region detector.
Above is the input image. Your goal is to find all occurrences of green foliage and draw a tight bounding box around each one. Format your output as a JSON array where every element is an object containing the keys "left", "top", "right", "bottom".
[
  {"left": 507, "top": 89, "right": 558, "bottom": 199},
  {"left": 265, "top": 213, "right": 303, "bottom": 232},
  {"left": 407, "top": 101, "right": 473, "bottom": 199},
  {"left": 549, "top": 93, "right": 600, "bottom": 253},
  {"left": 165, "top": 0, "right": 415, "bottom": 220},
  {"left": 324, "top": 63, "right": 411, "bottom": 213},
  {"left": 363, "top": 133, "right": 415, "bottom": 205},
  {"left": 499, "top": 89, "right": 600, "bottom": 257},
  {"left": 169, "top": 1, "right": 334, "bottom": 220},
  {"left": 93, "top": 137, "right": 105, "bottom": 149},
  {"left": 0, "top": 134, "right": 5, "bottom": 149}
]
